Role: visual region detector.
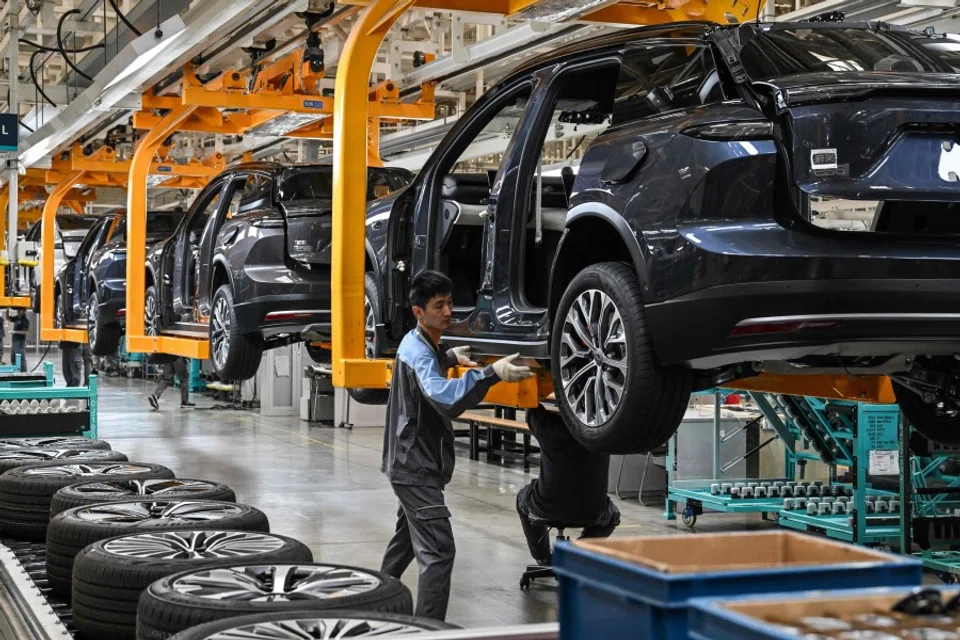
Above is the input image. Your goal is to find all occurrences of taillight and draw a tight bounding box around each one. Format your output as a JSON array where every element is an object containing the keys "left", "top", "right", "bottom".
[
  {"left": 683, "top": 121, "right": 774, "bottom": 141},
  {"left": 250, "top": 215, "right": 284, "bottom": 229},
  {"left": 729, "top": 320, "right": 840, "bottom": 337}
]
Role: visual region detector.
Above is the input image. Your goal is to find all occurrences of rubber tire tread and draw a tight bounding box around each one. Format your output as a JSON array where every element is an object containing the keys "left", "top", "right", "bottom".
[
  {"left": 551, "top": 262, "right": 692, "bottom": 454},
  {"left": 347, "top": 273, "right": 390, "bottom": 406},
  {"left": 50, "top": 479, "right": 236, "bottom": 518},
  {"left": 71, "top": 532, "right": 312, "bottom": 637},
  {"left": 167, "top": 610, "right": 459, "bottom": 639},
  {"left": 136, "top": 563, "right": 413, "bottom": 640},
  {"left": 46, "top": 501, "right": 269, "bottom": 598},
  {"left": 209, "top": 285, "right": 263, "bottom": 382},
  {"left": 0, "top": 449, "right": 128, "bottom": 474},
  {"left": 88, "top": 291, "right": 123, "bottom": 356}
]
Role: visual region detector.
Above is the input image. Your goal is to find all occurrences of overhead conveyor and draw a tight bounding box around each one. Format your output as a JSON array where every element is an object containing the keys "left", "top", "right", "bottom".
[
  {"left": 124, "top": 46, "right": 436, "bottom": 361},
  {"left": 39, "top": 144, "right": 224, "bottom": 346}
]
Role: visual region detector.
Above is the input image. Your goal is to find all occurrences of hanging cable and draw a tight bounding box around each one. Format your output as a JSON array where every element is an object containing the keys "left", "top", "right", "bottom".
[
  {"left": 21, "top": 39, "right": 102, "bottom": 54},
  {"left": 109, "top": 0, "right": 142, "bottom": 36},
  {"left": 18, "top": 120, "right": 33, "bottom": 133},
  {"left": 28, "top": 50, "right": 57, "bottom": 107},
  {"left": 58, "top": 10, "right": 94, "bottom": 82}
]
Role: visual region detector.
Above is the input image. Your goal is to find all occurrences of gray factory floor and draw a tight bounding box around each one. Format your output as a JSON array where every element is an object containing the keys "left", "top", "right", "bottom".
[{"left": 90, "top": 369, "right": 776, "bottom": 628}]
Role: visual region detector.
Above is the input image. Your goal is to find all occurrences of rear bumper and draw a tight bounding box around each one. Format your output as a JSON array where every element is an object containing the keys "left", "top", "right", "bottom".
[
  {"left": 234, "top": 293, "right": 331, "bottom": 341},
  {"left": 96, "top": 279, "right": 126, "bottom": 327},
  {"left": 647, "top": 278, "right": 960, "bottom": 368}
]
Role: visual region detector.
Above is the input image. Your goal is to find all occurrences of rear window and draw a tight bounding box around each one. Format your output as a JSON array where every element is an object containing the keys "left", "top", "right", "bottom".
[
  {"left": 277, "top": 168, "right": 412, "bottom": 203},
  {"left": 740, "top": 27, "right": 951, "bottom": 80},
  {"left": 111, "top": 212, "right": 183, "bottom": 244}
]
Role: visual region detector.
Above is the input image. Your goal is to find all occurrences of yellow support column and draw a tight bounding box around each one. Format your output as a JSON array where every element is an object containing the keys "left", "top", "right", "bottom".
[
  {"left": 126, "top": 104, "right": 201, "bottom": 357},
  {"left": 40, "top": 172, "right": 85, "bottom": 343},
  {"left": 332, "top": 0, "right": 413, "bottom": 389}
]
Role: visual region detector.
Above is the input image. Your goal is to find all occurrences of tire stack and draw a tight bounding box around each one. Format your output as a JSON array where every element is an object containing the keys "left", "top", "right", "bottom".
[{"left": 0, "top": 435, "right": 452, "bottom": 639}]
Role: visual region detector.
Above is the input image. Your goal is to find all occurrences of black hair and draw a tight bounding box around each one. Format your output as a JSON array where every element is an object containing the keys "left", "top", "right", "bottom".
[{"left": 409, "top": 270, "right": 453, "bottom": 309}]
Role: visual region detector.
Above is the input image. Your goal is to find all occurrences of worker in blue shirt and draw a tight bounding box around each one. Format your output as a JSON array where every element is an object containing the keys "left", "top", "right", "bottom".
[{"left": 380, "top": 270, "right": 533, "bottom": 621}]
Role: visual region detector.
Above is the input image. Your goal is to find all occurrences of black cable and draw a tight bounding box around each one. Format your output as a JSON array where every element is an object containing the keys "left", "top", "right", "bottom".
[
  {"left": 21, "top": 38, "right": 102, "bottom": 54},
  {"left": 103, "top": 0, "right": 108, "bottom": 69},
  {"left": 58, "top": 10, "right": 94, "bottom": 82},
  {"left": 18, "top": 120, "right": 33, "bottom": 133},
  {"left": 109, "top": 0, "right": 142, "bottom": 36},
  {"left": 29, "top": 343, "right": 52, "bottom": 373},
  {"left": 28, "top": 50, "right": 57, "bottom": 107}
]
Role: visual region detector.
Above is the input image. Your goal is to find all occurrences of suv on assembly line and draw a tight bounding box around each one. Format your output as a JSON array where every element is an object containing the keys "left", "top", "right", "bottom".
[
  {"left": 147, "top": 162, "right": 412, "bottom": 381},
  {"left": 54, "top": 211, "right": 183, "bottom": 355},
  {"left": 364, "top": 20, "right": 960, "bottom": 451},
  {"left": 26, "top": 215, "right": 100, "bottom": 313}
]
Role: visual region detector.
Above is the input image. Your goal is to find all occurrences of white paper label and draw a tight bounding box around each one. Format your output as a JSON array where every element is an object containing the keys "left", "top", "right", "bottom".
[{"left": 869, "top": 450, "right": 899, "bottom": 476}]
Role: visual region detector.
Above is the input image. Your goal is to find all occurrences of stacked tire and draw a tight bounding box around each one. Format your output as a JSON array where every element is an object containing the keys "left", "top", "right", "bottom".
[
  {"left": 0, "top": 435, "right": 448, "bottom": 639},
  {"left": 0, "top": 461, "right": 174, "bottom": 540},
  {"left": 47, "top": 499, "right": 270, "bottom": 598},
  {"left": 70, "top": 530, "right": 310, "bottom": 640}
]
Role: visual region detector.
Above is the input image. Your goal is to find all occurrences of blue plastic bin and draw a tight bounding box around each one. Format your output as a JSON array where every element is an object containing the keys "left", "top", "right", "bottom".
[
  {"left": 688, "top": 586, "right": 960, "bottom": 640},
  {"left": 552, "top": 531, "right": 922, "bottom": 640}
]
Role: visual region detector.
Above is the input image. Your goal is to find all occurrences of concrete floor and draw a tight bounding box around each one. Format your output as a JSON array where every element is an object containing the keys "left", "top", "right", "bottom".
[{"left": 92, "top": 371, "right": 775, "bottom": 629}]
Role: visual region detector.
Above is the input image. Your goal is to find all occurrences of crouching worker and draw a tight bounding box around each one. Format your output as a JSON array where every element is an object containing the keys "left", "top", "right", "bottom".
[
  {"left": 516, "top": 405, "right": 621, "bottom": 566},
  {"left": 380, "top": 269, "right": 534, "bottom": 621}
]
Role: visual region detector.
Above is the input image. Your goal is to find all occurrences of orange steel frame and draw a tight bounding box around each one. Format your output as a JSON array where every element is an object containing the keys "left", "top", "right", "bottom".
[
  {"left": 124, "top": 53, "right": 435, "bottom": 360},
  {"left": 39, "top": 145, "right": 224, "bottom": 345}
]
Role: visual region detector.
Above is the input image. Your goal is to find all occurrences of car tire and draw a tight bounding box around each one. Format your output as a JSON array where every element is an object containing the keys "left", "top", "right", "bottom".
[
  {"left": 166, "top": 611, "right": 459, "bottom": 639},
  {"left": 551, "top": 262, "right": 692, "bottom": 454},
  {"left": 348, "top": 273, "right": 391, "bottom": 406},
  {"left": 54, "top": 289, "right": 65, "bottom": 329},
  {"left": 210, "top": 284, "right": 263, "bottom": 381},
  {"left": 88, "top": 292, "right": 122, "bottom": 356},
  {"left": 0, "top": 462, "right": 174, "bottom": 541},
  {"left": 145, "top": 285, "right": 175, "bottom": 365},
  {"left": 50, "top": 478, "right": 236, "bottom": 518},
  {"left": 46, "top": 499, "right": 270, "bottom": 599},
  {"left": 305, "top": 343, "right": 331, "bottom": 365},
  {"left": 70, "top": 531, "right": 312, "bottom": 640},
  {"left": 893, "top": 380, "right": 960, "bottom": 445},
  {"left": 0, "top": 448, "right": 127, "bottom": 474},
  {"left": 137, "top": 562, "right": 413, "bottom": 640},
  {"left": 0, "top": 437, "right": 111, "bottom": 452}
]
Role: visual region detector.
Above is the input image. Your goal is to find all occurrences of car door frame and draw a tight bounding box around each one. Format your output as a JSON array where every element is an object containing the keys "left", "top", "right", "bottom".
[
  {"left": 168, "top": 176, "right": 230, "bottom": 317},
  {"left": 384, "top": 73, "right": 542, "bottom": 339},
  {"left": 67, "top": 217, "right": 112, "bottom": 318}
]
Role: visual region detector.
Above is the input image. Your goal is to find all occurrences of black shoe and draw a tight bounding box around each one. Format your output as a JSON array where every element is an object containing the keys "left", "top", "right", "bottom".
[
  {"left": 181, "top": 401, "right": 196, "bottom": 408},
  {"left": 148, "top": 395, "right": 159, "bottom": 410}
]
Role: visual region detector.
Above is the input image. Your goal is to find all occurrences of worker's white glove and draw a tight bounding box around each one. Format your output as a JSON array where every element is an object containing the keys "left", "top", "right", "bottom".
[
  {"left": 450, "top": 345, "right": 477, "bottom": 367},
  {"left": 492, "top": 353, "right": 534, "bottom": 382}
]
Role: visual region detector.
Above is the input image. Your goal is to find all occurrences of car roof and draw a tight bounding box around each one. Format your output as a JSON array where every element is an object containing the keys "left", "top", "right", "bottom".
[{"left": 510, "top": 21, "right": 717, "bottom": 77}]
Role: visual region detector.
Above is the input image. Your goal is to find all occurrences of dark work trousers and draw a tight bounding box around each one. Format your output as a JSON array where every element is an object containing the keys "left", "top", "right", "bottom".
[
  {"left": 153, "top": 358, "right": 189, "bottom": 404},
  {"left": 515, "top": 484, "right": 621, "bottom": 564},
  {"left": 380, "top": 483, "right": 456, "bottom": 621},
  {"left": 63, "top": 344, "right": 93, "bottom": 387},
  {"left": 11, "top": 336, "right": 26, "bottom": 372}
]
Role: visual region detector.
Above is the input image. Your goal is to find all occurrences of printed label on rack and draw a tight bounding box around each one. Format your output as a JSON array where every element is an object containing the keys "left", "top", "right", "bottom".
[{"left": 869, "top": 450, "right": 899, "bottom": 475}]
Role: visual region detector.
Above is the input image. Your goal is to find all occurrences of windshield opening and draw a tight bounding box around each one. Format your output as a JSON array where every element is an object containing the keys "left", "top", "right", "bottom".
[{"left": 277, "top": 168, "right": 411, "bottom": 203}]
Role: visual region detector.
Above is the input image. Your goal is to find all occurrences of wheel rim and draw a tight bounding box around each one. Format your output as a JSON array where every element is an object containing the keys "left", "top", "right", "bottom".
[
  {"left": 145, "top": 291, "right": 158, "bottom": 337},
  {"left": 172, "top": 565, "right": 382, "bottom": 602},
  {"left": 22, "top": 463, "right": 156, "bottom": 477},
  {"left": 73, "top": 479, "right": 219, "bottom": 497},
  {"left": 211, "top": 296, "right": 231, "bottom": 370},
  {"left": 558, "top": 289, "right": 628, "bottom": 428},
  {"left": 87, "top": 295, "right": 98, "bottom": 345},
  {"left": 103, "top": 531, "right": 283, "bottom": 560},
  {"left": 0, "top": 449, "right": 103, "bottom": 462},
  {"left": 74, "top": 500, "right": 244, "bottom": 524},
  {"left": 0, "top": 437, "right": 95, "bottom": 451},
  {"left": 205, "top": 617, "right": 431, "bottom": 639},
  {"left": 364, "top": 295, "right": 376, "bottom": 359}
]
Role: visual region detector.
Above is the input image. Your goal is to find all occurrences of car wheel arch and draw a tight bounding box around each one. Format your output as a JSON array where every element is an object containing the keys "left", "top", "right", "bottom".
[{"left": 548, "top": 203, "right": 650, "bottom": 321}]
